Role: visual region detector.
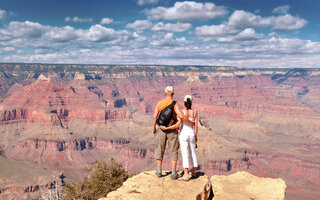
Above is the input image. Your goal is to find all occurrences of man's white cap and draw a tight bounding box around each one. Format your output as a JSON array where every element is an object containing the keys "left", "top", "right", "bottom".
[
  {"left": 184, "top": 95, "right": 192, "bottom": 102},
  {"left": 165, "top": 86, "right": 174, "bottom": 94}
]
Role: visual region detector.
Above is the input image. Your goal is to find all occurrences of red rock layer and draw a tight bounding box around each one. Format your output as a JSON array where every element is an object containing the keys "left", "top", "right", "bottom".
[{"left": 6, "top": 137, "right": 154, "bottom": 169}]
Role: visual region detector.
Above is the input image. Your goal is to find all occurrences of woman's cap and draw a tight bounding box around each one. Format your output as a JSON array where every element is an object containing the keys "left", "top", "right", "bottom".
[
  {"left": 165, "top": 86, "right": 174, "bottom": 94},
  {"left": 184, "top": 95, "right": 192, "bottom": 102}
]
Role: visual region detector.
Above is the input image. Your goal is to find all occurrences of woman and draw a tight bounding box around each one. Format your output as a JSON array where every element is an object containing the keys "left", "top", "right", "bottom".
[{"left": 160, "top": 95, "right": 198, "bottom": 181}]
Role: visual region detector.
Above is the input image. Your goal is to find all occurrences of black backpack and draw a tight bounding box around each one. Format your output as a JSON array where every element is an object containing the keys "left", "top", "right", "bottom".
[{"left": 156, "top": 101, "right": 176, "bottom": 127}]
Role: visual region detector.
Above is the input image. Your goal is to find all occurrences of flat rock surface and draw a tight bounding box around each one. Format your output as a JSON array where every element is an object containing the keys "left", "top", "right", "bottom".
[
  {"left": 99, "top": 171, "right": 211, "bottom": 200},
  {"left": 211, "top": 171, "right": 286, "bottom": 200}
]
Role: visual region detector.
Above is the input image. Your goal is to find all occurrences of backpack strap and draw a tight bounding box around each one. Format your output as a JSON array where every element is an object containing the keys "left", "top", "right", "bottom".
[
  {"left": 172, "top": 100, "right": 176, "bottom": 107},
  {"left": 169, "top": 100, "right": 176, "bottom": 110}
]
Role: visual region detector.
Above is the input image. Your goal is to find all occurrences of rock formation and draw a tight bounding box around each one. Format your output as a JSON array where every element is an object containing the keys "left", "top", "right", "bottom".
[
  {"left": 211, "top": 171, "right": 286, "bottom": 200},
  {"left": 100, "top": 171, "right": 211, "bottom": 200},
  {"left": 99, "top": 171, "right": 286, "bottom": 200}
]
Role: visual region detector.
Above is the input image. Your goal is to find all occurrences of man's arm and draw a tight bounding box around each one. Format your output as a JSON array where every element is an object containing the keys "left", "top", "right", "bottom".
[
  {"left": 174, "top": 102, "right": 195, "bottom": 126},
  {"left": 152, "top": 106, "right": 159, "bottom": 135}
]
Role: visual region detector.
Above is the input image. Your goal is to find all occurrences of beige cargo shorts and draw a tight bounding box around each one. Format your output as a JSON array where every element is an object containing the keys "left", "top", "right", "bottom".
[{"left": 154, "top": 129, "right": 179, "bottom": 161}]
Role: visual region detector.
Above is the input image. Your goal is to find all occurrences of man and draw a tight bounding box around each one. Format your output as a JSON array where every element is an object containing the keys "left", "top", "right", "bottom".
[{"left": 152, "top": 86, "right": 195, "bottom": 179}]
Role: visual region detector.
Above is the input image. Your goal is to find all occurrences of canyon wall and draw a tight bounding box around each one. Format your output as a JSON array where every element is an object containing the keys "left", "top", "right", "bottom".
[{"left": 0, "top": 64, "right": 320, "bottom": 199}]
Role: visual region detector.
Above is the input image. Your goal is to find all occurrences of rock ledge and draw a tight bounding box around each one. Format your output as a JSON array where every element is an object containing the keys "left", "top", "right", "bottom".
[
  {"left": 211, "top": 171, "right": 286, "bottom": 200},
  {"left": 99, "top": 171, "right": 286, "bottom": 200},
  {"left": 100, "top": 171, "right": 211, "bottom": 200}
]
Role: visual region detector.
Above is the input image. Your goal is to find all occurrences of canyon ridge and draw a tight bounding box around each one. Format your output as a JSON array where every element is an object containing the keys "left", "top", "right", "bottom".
[{"left": 0, "top": 63, "right": 320, "bottom": 199}]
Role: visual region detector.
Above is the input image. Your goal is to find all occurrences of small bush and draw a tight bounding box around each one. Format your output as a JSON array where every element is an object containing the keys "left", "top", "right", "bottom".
[{"left": 64, "top": 158, "right": 129, "bottom": 200}]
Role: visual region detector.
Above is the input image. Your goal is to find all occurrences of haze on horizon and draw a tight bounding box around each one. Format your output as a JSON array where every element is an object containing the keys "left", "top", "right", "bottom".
[{"left": 0, "top": 0, "right": 319, "bottom": 68}]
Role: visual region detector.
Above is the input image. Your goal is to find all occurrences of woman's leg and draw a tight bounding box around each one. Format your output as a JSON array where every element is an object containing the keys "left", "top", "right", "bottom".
[
  {"left": 192, "top": 167, "right": 196, "bottom": 177},
  {"left": 179, "top": 133, "right": 190, "bottom": 170},
  {"left": 189, "top": 134, "right": 198, "bottom": 176}
]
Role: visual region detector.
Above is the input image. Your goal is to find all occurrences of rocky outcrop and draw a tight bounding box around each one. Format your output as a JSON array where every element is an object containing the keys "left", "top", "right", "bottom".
[
  {"left": 99, "top": 171, "right": 286, "bottom": 200},
  {"left": 100, "top": 171, "right": 211, "bottom": 200},
  {"left": 211, "top": 171, "right": 286, "bottom": 200}
]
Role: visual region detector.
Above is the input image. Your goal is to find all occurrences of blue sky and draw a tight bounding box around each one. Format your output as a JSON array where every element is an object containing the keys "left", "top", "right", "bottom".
[{"left": 0, "top": 0, "right": 320, "bottom": 68}]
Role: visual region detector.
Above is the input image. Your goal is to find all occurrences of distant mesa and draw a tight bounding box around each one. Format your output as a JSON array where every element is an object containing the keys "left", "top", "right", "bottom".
[
  {"left": 74, "top": 72, "right": 86, "bottom": 80},
  {"left": 37, "top": 74, "right": 50, "bottom": 81}
]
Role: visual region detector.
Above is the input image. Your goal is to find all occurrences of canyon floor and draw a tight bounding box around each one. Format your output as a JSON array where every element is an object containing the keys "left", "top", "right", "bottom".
[{"left": 0, "top": 64, "right": 320, "bottom": 199}]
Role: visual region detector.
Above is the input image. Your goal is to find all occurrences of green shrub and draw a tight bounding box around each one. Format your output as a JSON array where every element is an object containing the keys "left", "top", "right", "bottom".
[{"left": 64, "top": 158, "right": 129, "bottom": 200}]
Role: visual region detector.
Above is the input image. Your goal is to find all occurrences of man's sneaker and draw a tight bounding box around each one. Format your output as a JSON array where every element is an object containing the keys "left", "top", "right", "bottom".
[
  {"left": 170, "top": 172, "right": 178, "bottom": 180},
  {"left": 155, "top": 171, "right": 162, "bottom": 178}
]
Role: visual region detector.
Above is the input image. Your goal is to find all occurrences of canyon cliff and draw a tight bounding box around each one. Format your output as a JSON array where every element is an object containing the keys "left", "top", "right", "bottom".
[{"left": 0, "top": 63, "right": 319, "bottom": 199}]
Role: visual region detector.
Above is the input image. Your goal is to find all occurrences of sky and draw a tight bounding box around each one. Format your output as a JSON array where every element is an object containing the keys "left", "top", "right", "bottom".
[{"left": 0, "top": 0, "right": 320, "bottom": 68}]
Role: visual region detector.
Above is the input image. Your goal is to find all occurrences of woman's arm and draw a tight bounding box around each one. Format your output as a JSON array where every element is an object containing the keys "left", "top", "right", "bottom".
[
  {"left": 160, "top": 117, "right": 181, "bottom": 131},
  {"left": 194, "top": 110, "right": 198, "bottom": 142}
]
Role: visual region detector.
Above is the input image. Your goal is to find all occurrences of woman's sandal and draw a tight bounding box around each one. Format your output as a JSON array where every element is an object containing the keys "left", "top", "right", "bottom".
[{"left": 178, "top": 174, "right": 191, "bottom": 181}]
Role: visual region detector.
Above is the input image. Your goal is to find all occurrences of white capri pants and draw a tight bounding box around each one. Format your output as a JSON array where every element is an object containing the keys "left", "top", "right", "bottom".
[{"left": 179, "top": 130, "right": 198, "bottom": 169}]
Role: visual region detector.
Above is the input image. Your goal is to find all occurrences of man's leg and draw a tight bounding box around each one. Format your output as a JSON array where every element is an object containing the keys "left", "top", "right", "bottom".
[
  {"left": 171, "top": 160, "right": 177, "bottom": 174},
  {"left": 167, "top": 130, "right": 179, "bottom": 179},
  {"left": 171, "top": 160, "right": 177, "bottom": 168},
  {"left": 154, "top": 131, "right": 167, "bottom": 177},
  {"left": 157, "top": 159, "right": 163, "bottom": 174}
]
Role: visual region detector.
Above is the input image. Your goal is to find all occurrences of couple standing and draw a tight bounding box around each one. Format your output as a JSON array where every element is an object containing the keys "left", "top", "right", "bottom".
[{"left": 152, "top": 86, "right": 198, "bottom": 181}]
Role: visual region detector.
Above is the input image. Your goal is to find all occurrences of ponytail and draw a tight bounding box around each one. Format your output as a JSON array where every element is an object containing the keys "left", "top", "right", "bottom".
[{"left": 184, "top": 98, "right": 192, "bottom": 109}]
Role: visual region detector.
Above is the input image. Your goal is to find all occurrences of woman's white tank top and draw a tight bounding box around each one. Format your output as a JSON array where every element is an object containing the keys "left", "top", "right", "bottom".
[{"left": 181, "top": 110, "right": 195, "bottom": 132}]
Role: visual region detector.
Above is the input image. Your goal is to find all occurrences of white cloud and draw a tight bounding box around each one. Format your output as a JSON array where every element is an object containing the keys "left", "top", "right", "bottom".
[
  {"left": 0, "top": 33, "right": 11, "bottom": 41},
  {"left": 79, "top": 24, "right": 123, "bottom": 42},
  {"left": 146, "top": 1, "right": 228, "bottom": 22},
  {"left": 223, "top": 28, "right": 263, "bottom": 42},
  {"left": 65, "top": 16, "right": 93, "bottom": 23},
  {"left": 2, "top": 21, "right": 78, "bottom": 43},
  {"left": 100, "top": 18, "right": 113, "bottom": 25},
  {"left": 3, "top": 35, "right": 320, "bottom": 68},
  {"left": 151, "top": 22, "right": 191, "bottom": 32},
  {"left": 0, "top": 46, "right": 15, "bottom": 54},
  {"left": 257, "top": 34, "right": 320, "bottom": 54},
  {"left": 196, "top": 24, "right": 238, "bottom": 38},
  {"left": 196, "top": 10, "right": 308, "bottom": 42},
  {"left": 0, "top": 12, "right": 318, "bottom": 69},
  {"left": 0, "top": 21, "right": 128, "bottom": 48},
  {"left": 44, "top": 26, "right": 78, "bottom": 42},
  {"left": 150, "top": 33, "right": 186, "bottom": 46},
  {"left": 79, "top": 25, "right": 130, "bottom": 44},
  {"left": 270, "top": 14, "right": 307, "bottom": 31},
  {"left": 4, "top": 34, "right": 320, "bottom": 68},
  {"left": 227, "top": 10, "right": 307, "bottom": 31},
  {"left": 126, "top": 20, "right": 152, "bottom": 30},
  {"left": 5, "top": 21, "right": 47, "bottom": 38},
  {"left": 137, "top": 0, "right": 159, "bottom": 6},
  {"left": 0, "top": 9, "right": 6, "bottom": 20},
  {"left": 196, "top": 24, "right": 262, "bottom": 42},
  {"left": 132, "top": 32, "right": 147, "bottom": 42},
  {"left": 228, "top": 10, "right": 270, "bottom": 29},
  {"left": 272, "top": 5, "right": 290, "bottom": 14}
]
